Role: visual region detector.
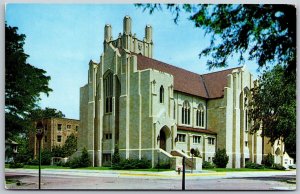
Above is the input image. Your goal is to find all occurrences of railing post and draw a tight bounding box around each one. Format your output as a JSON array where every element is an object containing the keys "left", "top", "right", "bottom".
[
  {"left": 182, "top": 156, "right": 185, "bottom": 190},
  {"left": 38, "top": 138, "right": 41, "bottom": 190}
]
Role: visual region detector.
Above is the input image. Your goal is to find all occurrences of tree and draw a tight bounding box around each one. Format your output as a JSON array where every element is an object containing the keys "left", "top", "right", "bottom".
[
  {"left": 13, "top": 135, "right": 33, "bottom": 164},
  {"left": 112, "top": 144, "right": 121, "bottom": 168},
  {"left": 248, "top": 65, "right": 296, "bottom": 159},
  {"left": 213, "top": 149, "right": 229, "bottom": 168},
  {"left": 136, "top": 4, "right": 296, "bottom": 73},
  {"left": 51, "top": 146, "right": 65, "bottom": 158},
  {"left": 80, "top": 147, "right": 91, "bottom": 167},
  {"left": 62, "top": 134, "right": 77, "bottom": 157},
  {"left": 5, "top": 24, "right": 52, "bottom": 138},
  {"left": 28, "top": 107, "right": 65, "bottom": 120}
]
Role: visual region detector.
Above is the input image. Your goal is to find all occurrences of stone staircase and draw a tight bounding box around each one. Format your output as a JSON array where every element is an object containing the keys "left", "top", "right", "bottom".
[{"left": 156, "top": 149, "right": 202, "bottom": 171}]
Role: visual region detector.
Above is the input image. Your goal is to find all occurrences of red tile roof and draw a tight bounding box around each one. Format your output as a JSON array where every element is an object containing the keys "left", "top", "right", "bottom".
[
  {"left": 177, "top": 126, "right": 217, "bottom": 135},
  {"left": 136, "top": 53, "right": 241, "bottom": 99}
]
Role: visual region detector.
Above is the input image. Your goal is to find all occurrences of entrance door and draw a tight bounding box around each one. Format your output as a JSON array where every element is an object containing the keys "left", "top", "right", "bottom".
[{"left": 159, "top": 130, "right": 166, "bottom": 151}]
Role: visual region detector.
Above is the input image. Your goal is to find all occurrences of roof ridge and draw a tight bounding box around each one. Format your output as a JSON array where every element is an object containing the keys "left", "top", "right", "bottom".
[
  {"left": 200, "top": 75, "right": 210, "bottom": 98},
  {"left": 135, "top": 53, "right": 242, "bottom": 77},
  {"left": 201, "top": 66, "right": 242, "bottom": 76},
  {"left": 135, "top": 53, "right": 201, "bottom": 76}
]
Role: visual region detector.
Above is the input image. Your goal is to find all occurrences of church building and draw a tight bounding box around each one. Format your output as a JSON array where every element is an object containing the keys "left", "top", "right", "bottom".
[{"left": 76, "top": 16, "right": 276, "bottom": 169}]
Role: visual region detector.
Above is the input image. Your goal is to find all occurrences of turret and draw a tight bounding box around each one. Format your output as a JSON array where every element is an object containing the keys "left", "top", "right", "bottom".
[
  {"left": 145, "top": 25, "right": 152, "bottom": 42},
  {"left": 104, "top": 24, "right": 112, "bottom": 41},
  {"left": 123, "top": 15, "right": 132, "bottom": 35}
]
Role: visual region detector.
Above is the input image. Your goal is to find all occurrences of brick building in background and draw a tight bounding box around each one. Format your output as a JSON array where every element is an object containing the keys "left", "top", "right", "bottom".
[{"left": 29, "top": 118, "right": 79, "bottom": 158}]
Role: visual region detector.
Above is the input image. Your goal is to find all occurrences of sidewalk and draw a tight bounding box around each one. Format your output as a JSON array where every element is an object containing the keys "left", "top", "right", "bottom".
[{"left": 5, "top": 168, "right": 296, "bottom": 180}]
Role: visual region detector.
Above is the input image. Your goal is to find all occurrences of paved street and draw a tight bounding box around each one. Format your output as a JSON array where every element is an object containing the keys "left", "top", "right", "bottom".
[{"left": 5, "top": 168, "right": 296, "bottom": 190}]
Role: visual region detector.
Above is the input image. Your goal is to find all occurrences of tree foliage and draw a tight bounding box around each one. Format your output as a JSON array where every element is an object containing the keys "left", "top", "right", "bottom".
[
  {"left": 248, "top": 65, "right": 296, "bottom": 158},
  {"left": 112, "top": 144, "right": 121, "bottom": 167},
  {"left": 51, "top": 134, "right": 77, "bottom": 157},
  {"left": 5, "top": 24, "right": 52, "bottom": 138},
  {"left": 28, "top": 107, "right": 65, "bottom": 121},
  {"left": 63, "top": 133, "right": 77, "bottom": 157},
  {"left": 136, "top": 4, "right": 296, "bottom": 73},
  {"left": 213, "top": 149, "right": 229, "bottom": 168}
]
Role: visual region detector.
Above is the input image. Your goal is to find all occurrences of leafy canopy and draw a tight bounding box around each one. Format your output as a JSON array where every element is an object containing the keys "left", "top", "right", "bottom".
[
  {"left": 136, "top": 4, "right": 296, "bottom": 72},
  {"left": 5, "top": 24, "right": 52, "bottom": 138},
  {"left": 29, "top": 107, "right": 65, "bottom": 120},
  {"left": 248, "top": 65, "right": 296, "bottom": 157},
  {"left": 51, "top": 134, "right": 77, "bottom": 157}
]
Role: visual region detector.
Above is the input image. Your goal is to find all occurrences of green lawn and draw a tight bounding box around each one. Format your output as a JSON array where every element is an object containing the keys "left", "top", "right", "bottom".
[
  {"left": 6, "top": 164, "right": 284, "bottom": 172},
  {"left": 5, "top": 164, "right": 172, "bottom": 171},
  {"left": 208, "top": 168, "right": 284, "bottom": 172}
]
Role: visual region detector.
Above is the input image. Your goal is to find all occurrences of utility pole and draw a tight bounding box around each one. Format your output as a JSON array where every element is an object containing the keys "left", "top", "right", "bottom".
[
  {"left": 36, "top": 121, "right": 44, "bottom": 190},
  {"left": 182, "top": 156, "right": 185, "bottom": 190}
]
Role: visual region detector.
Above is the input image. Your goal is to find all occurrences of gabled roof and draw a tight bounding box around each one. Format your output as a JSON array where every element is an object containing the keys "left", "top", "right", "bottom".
[
  {"left": 177, "top": 126, "right": 217, "bottom": 135},
  {"left": 136, "top": 53, "right": 241, "bottom": 99}
]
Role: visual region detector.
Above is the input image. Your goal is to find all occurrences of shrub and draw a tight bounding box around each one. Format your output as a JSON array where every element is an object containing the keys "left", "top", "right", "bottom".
[
  {"left": 263, "top": 153, "right": 274, "bottom": 168},
  {"left": 69, "top": 147, "right": 91, "bottom": 168},
  {"left": 9, "top": 162, "right": 24, "bottom": 168},
  {"left": 202, "top": 161, "right": 215, "bottom": 169},
  {"left": 80, "top": 147, "right": 91, "bottom": 167},
  {"left": 271, "top": 163, "right": 286, "bottom": 170},
  {"left": 41, "top": 149, "right": 52, "bottom": 165},
  {"left": 155, "top": 162, "right": 171, "bottom": 169},
  {"left": 245, "top": 162, "right": 264, "bottom": 169},
  {"left": 51, "top": 146, "right": 65, "bottom": 158},
  {"left": 27, "top": 158, "right": 39, "bottom": 165},
  {"left": 69, "top": 157, "right": 82, "bottom": 169},
  {"left": 112, "top": 158, "right": 151, "bottom": 170},
  {"left": 62, "top": 161, "right": 70, "bottom": 167},
  {"left": 54, "top": 161, "right": 64, "bottom": 166},
  {"left": 193, "top": 148, "right": 201, "bottom": 157},
  {"left": 213, "top": 149, "right": 229, "bottom": 168},
  {"left": 112, "top": 144, "right": 121, "bottom": 168}
]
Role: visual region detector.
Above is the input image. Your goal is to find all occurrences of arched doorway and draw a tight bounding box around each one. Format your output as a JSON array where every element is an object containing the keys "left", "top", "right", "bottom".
[
  {"left": 160, "top": 130, "right": 166, "bottom": 151},
  {"left": 158, "top": 126, "right": 171, "bottom": 152}
]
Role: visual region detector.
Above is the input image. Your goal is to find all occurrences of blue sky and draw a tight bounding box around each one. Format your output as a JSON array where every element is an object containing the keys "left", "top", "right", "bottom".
[{"left": 5, "top": 4, "right": 259, "bottom": 119}]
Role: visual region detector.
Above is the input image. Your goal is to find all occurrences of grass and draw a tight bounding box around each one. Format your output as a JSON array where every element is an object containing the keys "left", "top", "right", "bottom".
[
  {"left": 208, "top": 168, "right": 284, "bottom": 172},
  {"left": 5, "top": 179, "right": 18, "bottom": 184},
  {"left": 5, "top": 164, "right": 172, "bottom": 171}
]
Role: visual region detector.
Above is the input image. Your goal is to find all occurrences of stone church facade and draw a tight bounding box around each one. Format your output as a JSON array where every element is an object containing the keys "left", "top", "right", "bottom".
[{"left": 76, "top": 16, "right": 282, "bottom": 169}]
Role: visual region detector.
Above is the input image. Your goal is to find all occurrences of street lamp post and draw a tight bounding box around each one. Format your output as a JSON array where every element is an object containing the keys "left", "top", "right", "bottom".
[
  {"left": 36, "top": 121, "right": 44, "bottom": 190},
  {"left": 182, "top": 156, "right": 185, "bottom": 190},
  {"left": 157, "top": 135, "right": 160, "bottom": 172}
]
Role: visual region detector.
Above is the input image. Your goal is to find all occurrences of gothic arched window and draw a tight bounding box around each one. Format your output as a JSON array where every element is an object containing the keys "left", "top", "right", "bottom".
[
  {"left": 104, "top": 72, "right": 113, "bottom": 113},
  {"left": 159, "top": 85, "right": 164, "bottom": 103},
  {"left": 196, "top": 104, "right": 205, "bottom": 127},
  {"left": 182, "top": 101, "right": 190, "bottom": 125}
]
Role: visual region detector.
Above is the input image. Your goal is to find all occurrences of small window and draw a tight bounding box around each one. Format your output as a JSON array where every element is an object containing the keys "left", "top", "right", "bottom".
[
  {"left": 57, "top": 124, "right": 62, "bottom": 131},
  {"left": 67, "top": 125, "right": 71, "bottom": 129},
  {"left": 208, "top": 157, "right": 211, "bottom": 162},
  {"left": 44, "top": 136, "right": 47, "bottom": 143},
  {"left": 105, "top": 133, "right": 112, "bottom": 140},
  {"left": 208, "top": 137, "right": 215, "bottom": 145},
  {"left": 177, "top": 134, "right": 186, "bottom": 142},
  {"left": 159, "top": 85, "right": 164, "bottom": 103},
  {"left": 196, "top": 104, "right": 205, "bottom": 127},
  {"left": 103, "top": 153, "right": 111, "bottom": 163},
  {"left": 193, "top": 136, "right": 201, "bottom": 144},
  {"left": 57, "top": 135, "right": 62, "bottom": 142},
  {"left": 245, "top": 141, "right": 248, "bottom": 147},
  {"left": 75, "top": 126, "right": 79, "bottom": 131},
  {"left": 182, "top": 101, "right": 190, "bottom": 125}
]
